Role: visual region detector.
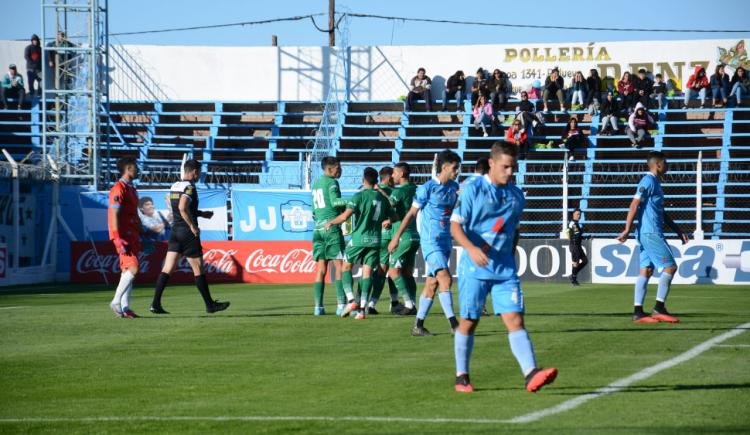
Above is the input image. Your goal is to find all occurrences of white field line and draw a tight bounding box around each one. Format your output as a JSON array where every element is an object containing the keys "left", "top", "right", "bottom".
[
  {"left": 0, "top": 306, "right": 25, "bottom": 310},
  {"left": 714, "top": 344, "right": 750, "bottom": 348},
  {"left": 0, "top": 322, "right": 747, "bottom": 426}
]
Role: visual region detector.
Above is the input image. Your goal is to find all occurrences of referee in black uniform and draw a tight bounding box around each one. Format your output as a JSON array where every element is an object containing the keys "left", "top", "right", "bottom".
[
  {"left": 149, "top": 159, "right": 230, "bottom": 314},
  {"left": 568, "top": 208, "right": 588, "bottom": 286}
]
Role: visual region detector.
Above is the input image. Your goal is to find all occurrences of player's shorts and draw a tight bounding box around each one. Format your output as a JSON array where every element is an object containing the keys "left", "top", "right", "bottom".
[
  {"left": 379, "top": 237, "right": 391, "bottom": 266},
  {"left": 168, "top": 225, "right": 203, "bottom": 258},
  {"left": 345, "top": 244, "right": 379, "bottom": 269},
  {"left": 637, "top": 233, "right": 676, "bottom": 270},
  {"left": 389, "top": 238, "right": 420, "bottom": 270},
  {"left": 458, "top": 274, "right": 524, "bottom": 320},
  {"left": 422, "top": 243, "right": 451, "bottom": 277},
  {"left": 312, "top": 226, "right": 345, "bottom": 261},
  {"left": 116, "top": 236, "right": 141, "bottom": 271},
  {"left": 571, "top": 246, "right": 587, "bottom": 263}
]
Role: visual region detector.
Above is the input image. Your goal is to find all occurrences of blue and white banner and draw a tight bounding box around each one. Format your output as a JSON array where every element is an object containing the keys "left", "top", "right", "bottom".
[
  {"left": 78, "top": 189, "right": 228, "bottom": 241},
  {"left": 232, "top": 190, "right": 316, "bottom": 241}
]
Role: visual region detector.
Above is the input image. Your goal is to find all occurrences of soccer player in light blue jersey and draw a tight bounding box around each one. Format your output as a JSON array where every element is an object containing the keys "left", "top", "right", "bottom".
[
  {"left": 617, "top": 151, "right": 689, "bottom": 323},
  {"left": 450, "top": 142, "right": 558, "bottom": 393},
  {"left": 390, "top": 150, "right": 462, "bottom": 336}
]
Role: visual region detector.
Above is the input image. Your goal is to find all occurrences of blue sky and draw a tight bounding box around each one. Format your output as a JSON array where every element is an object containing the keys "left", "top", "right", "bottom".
[{"left": 3, "top": 0, "right": 749, "bottom": 46}]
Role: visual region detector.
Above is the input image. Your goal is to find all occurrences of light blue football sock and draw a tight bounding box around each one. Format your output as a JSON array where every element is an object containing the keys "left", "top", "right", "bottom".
[
  {"left": 508, "top": 329, "right": 537, "bottom": 376},
  {"left": 454, "top": 331, "right": 474, "bottom": 374},
  {"left": 634, "top": 274, "right": 649, "bottom": 306},
  {"left": 416, "top": 296, "right": 433, "bottom": 320},
  {"left": 656, "top": 272, "right": 673, "bottom": 303},
  {"left": 438, "top": 290, "right": 456, "bottom": 319}
]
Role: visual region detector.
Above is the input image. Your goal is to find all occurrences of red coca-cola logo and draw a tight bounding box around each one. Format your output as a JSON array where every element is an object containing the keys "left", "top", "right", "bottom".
[
  {"left": 174, "top": 249, "right": 239, "bottom": 275},
  {"left": 244, "top": 248, "right": 316, "bottom": 274},
  {"left": 75, "top": 248, "right": 152, "bottom": 274}
]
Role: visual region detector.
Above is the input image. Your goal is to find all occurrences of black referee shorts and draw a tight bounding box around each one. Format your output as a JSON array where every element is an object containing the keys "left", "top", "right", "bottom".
[
  {"left": 168, "top": 226, "right": 203, "bottom": 258},
  {"left": 571, "top": 247, "right": 587, "bottom": 263}
]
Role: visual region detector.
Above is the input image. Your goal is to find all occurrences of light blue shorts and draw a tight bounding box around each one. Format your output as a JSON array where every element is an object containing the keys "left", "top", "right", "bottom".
[
  {"left": 638, "top": 233, "right": 676, "bottom": 270},
  {"left": 458, "top": 275, "right": 524, "bottom": 320}
]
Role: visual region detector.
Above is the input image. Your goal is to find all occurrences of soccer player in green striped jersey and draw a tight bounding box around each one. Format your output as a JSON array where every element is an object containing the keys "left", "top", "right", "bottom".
[{"left": 311, "top": 157, "right": 348, "bottom": 316}]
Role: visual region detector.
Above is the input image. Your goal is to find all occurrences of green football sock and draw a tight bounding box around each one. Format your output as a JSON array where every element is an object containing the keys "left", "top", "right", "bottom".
[
  {"left": 394, "top": 275, "right": 411, "bottom": 302},
  {"left": 313, "top": 281, "right": 324, "bottom": 307},
  {"left": 335, "top": 279, "right": 345, "bottom": 305},
  {"left": 387, "top": 277, "right": 399, "bottom": 302},
  {"left": 370, "top": 271, "right": 385, "bottom": 303},
  {"left": 406, "top": 275, "right": 418, "bottom": 302},
  {"left": 360, "top": 277, "right": 373, "bottom": 307},
  {"left": 342, "top": 271, "right": 354, "bottom": 301}
]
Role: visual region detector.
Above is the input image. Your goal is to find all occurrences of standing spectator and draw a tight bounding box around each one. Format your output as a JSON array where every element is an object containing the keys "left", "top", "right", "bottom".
[
  {"left": 406, "top": 68, "right": 433, "bottom": 112},
  {"left": 1, "top": 65, "right": 25, "bottom": 110},
  {"left": 569, "top": 71, "right": 587, "bottom": 110},
  {"left": 47, "top": 31, "right": 75, "bottom": 90},
  {"left": 683, "top": 66, "right": 709, "bottom": 109},
  {"left": 627, "top": 102, "right": 655, "bottom": 148},
  {"left": 504, "top": 119, "right": 529, "bottom": 157},
  {"left": 24, "top": 34, "right": 42, "bottom": 97},
  {"left": 599, "top": 91, "right": 620, "bottom": 135},
  {"left": 710, "top": 64, "right": 731, "bottom": 108},
  {"left": 558, "top": 118, "right": 587, "bottom": 161},
  {"left": 542, "top": 68, "right": 566, "bottom": 113},
  {"left": 633, "top": 68, "right": 654, "bottom": 109},
  {"left": 729, "top": 66, "right": 749, "bottom": 107},
  {"left": 618, "top": 71, "right": 636, "bottom": 110},
  {"left": 651, "top": 73, "right": 667, "bottom": 109},
  {"left": 442, "top": 70, "right": 465, "bottom": 111},
  {"left": 139, "top": 196, "right": 171, "bottom": 241},
  {"left": 585, "top": 68, "right": 602, "bottom": 113},
  {"left": 470, "top": 68, "right": 487, "bottom": 107},
  {"left": 487, "top": 69, "right": 511, "bottom": 110},
  {"left": 472, "top": 94, "right": 493, "bottom": 137}
]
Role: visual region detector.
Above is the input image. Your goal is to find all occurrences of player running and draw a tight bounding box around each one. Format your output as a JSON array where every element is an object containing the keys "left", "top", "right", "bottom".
[
  {"left": 617, "top": 151, "right": 689, "bottom": 323},
  {"left": 311, "top": 156, "right": 348, "bottom": 316},
  {"left": 567, "top": 208, "right": 588, "bottom": 286},
  {"left": 149, "top": 159, "right": 230, "bottom": 314},
  {"left": 391, "top": 150, "right": 461, "bottom": 336},
  {"left": 325, "top": 167, "right": 393, "bottom": 320},
  {"left": 450, "top": 142, "right": 558, "bottom": 393},
  {"left": 368, "top": 166, "right": 401, "bottom": 314},
  {"left": 108, "top": 157, "right": 142, "bottom": 319}
]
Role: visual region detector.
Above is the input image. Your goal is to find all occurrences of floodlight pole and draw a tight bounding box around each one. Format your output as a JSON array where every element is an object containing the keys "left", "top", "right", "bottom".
[{"left": 328, "top": 0, "right": 335, "bottom": 46}]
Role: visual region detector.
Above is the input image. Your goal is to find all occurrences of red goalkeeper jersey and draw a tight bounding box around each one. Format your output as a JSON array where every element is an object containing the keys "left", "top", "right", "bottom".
[{"left": 108, "top": 178, "right": 140, "bottom": 240}]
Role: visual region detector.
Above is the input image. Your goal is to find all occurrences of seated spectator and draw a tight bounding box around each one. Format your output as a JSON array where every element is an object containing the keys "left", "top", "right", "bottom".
[
  {"left": 633, "top": 68, "right": 654, "bottom": 109},
  {"left": 406, "top": 67, "right": 432, "bottom": 112},
  {"left": 710, "top": 64, "right": 731, "bottom": 107},
  {"left": 585, "top": 68, "right": 602, "bottom": 113},
  {"left": 1, "top": 65, "right": 26, "bottom": 110},
  {"left": 504, "top": 119, "right": 529, "bottom": 158},
  {"left": 558, "top": 118, "right": 587, "bottom": 161},
  {"left": 472, "top": 94, "right": 493, "bottom": 137},
  {"left": 24, "top": 34, "right": 42, "bottom": 97},
  {"left": 487, "top": 69, "right": 512, "bottom": 110},
  {"left": 514, "top": 90, "right": 544, "bottom": 135},
  {"left": 470, "top": 68, "right": 488, "bottom": 107},
  {"left": 543, "top": 68, "right": 566, "bottom": 113},
  {"left": 617, "top": 71, "right": 635, "bottom": 110},
  {"left": 527, "top": 80, "right": 542, "bottom": 99},
  {"left": 683, "top": 66, "right": 709, "bottom": 109},
  {"left": 569, "top": 71, "right": 587, "bottom": 110},
  {"left": 651, "top": 73, "right": 667, "bottom": 109},
  {"left": 139, "top": 196, "right": 170, "bottom": 241},
  {"left": 441, "top": 70, "right": 465, "bottom": 111},
  {"left": 729, "top": 66, "right": 748, "bottom": 107},
  {"left": 626, "top": 102, "right": 655, "bottom": 148},
  {"left": 599, "top": 91, "right": 620, "bottom": 135}
]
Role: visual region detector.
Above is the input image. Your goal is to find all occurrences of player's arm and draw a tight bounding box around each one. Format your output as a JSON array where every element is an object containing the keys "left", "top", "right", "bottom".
[
  {"left": 330, "top": 183, "right": 347, "bottom": 209},
  {"left": 450, "top": 221, "right": 489, "bottom": 267},
  {"left": 664, "top": 212, "right": 689, "bottom": 244},
  {"left": 108, "top": 187, "right": 128, "bottom": 254},
  {"left": 388, "top": 206, "right": 417, "bottom": 252},
  {"left": 178, "top": 195, "right": 200, "bottom": 237},
  {"left": 198, "top": 209, "right": 214, "bottom": 219},
  {"left": 617, "top": 196, "right": 641, "bottom": 243},
  {"left": 324, "top": 208, "right": 354, "bottom": 230}
]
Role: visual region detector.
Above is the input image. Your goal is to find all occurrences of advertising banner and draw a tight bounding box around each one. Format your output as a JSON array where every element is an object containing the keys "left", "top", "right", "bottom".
[{"left": 232, "top": 190, "right": 315, "bottom": 241}]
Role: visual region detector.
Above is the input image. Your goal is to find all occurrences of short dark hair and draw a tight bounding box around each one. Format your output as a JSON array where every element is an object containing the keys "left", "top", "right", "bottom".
[
  {"left": 183, "top": 159, "right": 201, "bottom": 174},
  {"left": 475, "top": 156, "right": 490, "bottom": 175},
  {"left": 138, "top": 196, "right": 154, "bottom": 208},
  {"left": 394, "top": 162, "right": 411, "bottom": 177},
  {"left": 417, "top": 67, "right": 426, "bottom": 73},
  {"left": 647, "top": 151, "right": 667, "bottom": 164},
  {"left": 490, "top": 141, "right": 518, "bottom": 160},
  {"left": 436, "top": 149, "right": 461, "bottom": 171},
  {"left": 655, "top": 73, "right": 663, "bottom": 78},
  {"left": 379, "top": 166, "right": 393, "bottom": 180},
  {"left": 321, "top": 156, "right": 339, "bottom": 170},
  {"left": 116, "top": 157, "right": 137, "bottom": 175},
  {"left": 363, "top": 167, "right": 378, "bottom": 185}
]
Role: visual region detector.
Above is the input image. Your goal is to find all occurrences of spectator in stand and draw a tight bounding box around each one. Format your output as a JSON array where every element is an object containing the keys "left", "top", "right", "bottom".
[
  {"left": 1, "top": 65, "right": 25, "bottom": 110},
  {"left": 569, "top": 71, "right": 587, "bottom": 110},
  {"left": 527, "top": 79, "right": 542, "bottom": 99},
  {"left": 47, "top": 31, "right": 75, "bottom": 90},
  {"left": 729, "top": 66, "right": 748, "bottom": 107},
  {"left": 472, "top": 94, "right": 493, "bottom": 137},
  {"left": 558, "top": 118, "right": 587, "bottom": 161},
  {"left": 710, "top": 64, "right": 731, "bottom": 108},
  {"left": 487, "top": 69, "right": 512, "bottom": 110},
  {"left": 683, "top": 66, "right": 709, "bottom": 109},
  {"left": 442, "top": 70, "right": 465, "bottom": 112},
  {"left": 504, "top": 118, "right": 529, "bottom": 158},
  {"left": 599, "top": 91, "right": 620, "bottom": 135},
  {"left": 651, "top": 73, "right": 667, "bottom": 109},
  {"left": 618, "top": 71, "right": 635, "bottom": 110},
  {"left": 543, "top": 68, "right": 566, "bottom": 113},
  {"left": 627, "top": 102, "right": 655, "bottom": 148},
  {"left": 139, "top": 196, "right": 171, "bottom": 241},
  {"left": 514, "top": 90, "right": 542, "bottom": 134},
  {"left": 585, "top": 68, "right": 602, "bottom": 113},
  {"left": 24, "top": 34, "right": 42, "bottom": 97},
  {"left": 470, "top": 68, "right": 487, "bottom": 107},
  {"left": 406, "top": 67, "right": 433, "bottom": 112},
  {"left": 634, "top": 68, "right": 654, "bottom": 109}
]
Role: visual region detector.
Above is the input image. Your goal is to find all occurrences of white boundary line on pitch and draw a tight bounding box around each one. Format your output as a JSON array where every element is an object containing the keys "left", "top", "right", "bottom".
[
  {"left": 0, "top": 306, "right": 25, "bottom": 310},
  {"left": 1, "top": 322, "right": 748, "bottom": 426}
]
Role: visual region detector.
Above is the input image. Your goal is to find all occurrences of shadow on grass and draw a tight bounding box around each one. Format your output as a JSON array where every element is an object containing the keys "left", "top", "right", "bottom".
[{"left": 553, "top": 382, "right": 750, "bottom": 396}]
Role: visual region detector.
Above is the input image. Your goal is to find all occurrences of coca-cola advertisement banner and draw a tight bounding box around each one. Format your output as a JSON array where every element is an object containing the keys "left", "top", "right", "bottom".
[{"left": 71, "top": 241, "right": 317, "bottom": 284}]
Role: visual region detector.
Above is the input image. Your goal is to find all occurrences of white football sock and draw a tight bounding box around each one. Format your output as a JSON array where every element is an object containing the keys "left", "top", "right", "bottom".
[{"left": 113, "top": 270, "right": 135, "bottom": 308}]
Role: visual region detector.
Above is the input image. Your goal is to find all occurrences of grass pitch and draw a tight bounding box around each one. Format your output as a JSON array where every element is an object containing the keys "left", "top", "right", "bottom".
[{"left": 0, "top": 281, "right": 748, "bottom": 434}]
